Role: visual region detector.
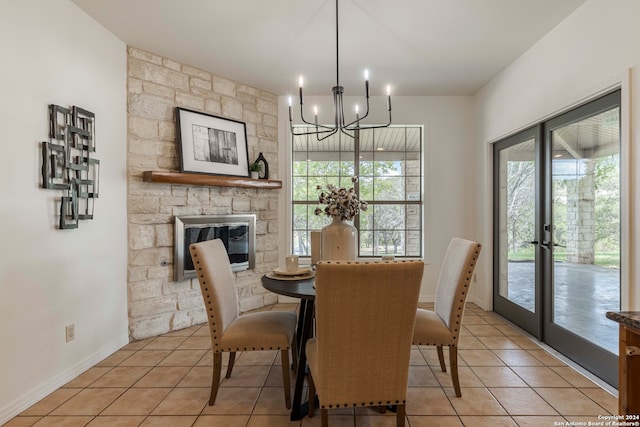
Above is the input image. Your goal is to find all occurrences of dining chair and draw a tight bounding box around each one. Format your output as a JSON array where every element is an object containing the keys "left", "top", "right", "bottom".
[
  {"left": 189, "top": 239, "right": 298, "bottom": 407},
  {"left": 306, "top": 260, "right": 424, "bottom": 427},
  {"left": 412, "top": 237, "right": 482, "bottom": 397}
]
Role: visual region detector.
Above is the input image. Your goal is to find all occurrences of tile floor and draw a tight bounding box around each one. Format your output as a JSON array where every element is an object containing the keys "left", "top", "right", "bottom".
[{"left": 3, "top": 303, "right": 618, "bottom": 427}]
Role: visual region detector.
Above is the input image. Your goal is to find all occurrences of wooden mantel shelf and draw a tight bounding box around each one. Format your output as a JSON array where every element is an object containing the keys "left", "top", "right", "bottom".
[{"left": 143, "top": 171, "right": 282, "bottom": 189}]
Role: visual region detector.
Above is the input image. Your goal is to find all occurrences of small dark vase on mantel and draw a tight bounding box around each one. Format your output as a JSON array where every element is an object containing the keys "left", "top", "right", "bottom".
[{"left": 254, "top": 152, "right": 269, "bottom": 179}]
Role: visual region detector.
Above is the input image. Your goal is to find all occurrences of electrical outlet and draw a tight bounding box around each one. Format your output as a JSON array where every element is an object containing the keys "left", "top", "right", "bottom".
[{"left": 65, "top": 324, "right": 75, "bottom": 342}]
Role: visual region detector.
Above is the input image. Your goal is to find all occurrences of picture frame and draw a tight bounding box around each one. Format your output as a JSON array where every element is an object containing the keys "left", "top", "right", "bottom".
[{"left": 175, "top": 107, "right": 249, "bottom": 177}]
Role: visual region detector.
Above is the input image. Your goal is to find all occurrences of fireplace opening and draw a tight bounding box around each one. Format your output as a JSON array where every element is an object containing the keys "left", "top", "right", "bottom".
[{"left": 174, "top": 214, "right": 256, "bottom": 281}]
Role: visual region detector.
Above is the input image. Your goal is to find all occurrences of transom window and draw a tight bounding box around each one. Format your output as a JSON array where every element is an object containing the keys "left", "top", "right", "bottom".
[{"left": 291, "top": 125, "right": 423, "bottom": 258}]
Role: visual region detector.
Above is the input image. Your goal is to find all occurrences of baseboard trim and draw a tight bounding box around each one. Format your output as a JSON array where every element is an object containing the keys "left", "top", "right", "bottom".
[{"left": 0, "top": 334, "right": 129, "bottom": 425}]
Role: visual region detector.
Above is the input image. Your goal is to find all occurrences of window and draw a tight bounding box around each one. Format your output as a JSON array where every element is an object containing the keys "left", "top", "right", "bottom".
[{"left": 291, "top": 125, "right": 423, "bottom": 258}]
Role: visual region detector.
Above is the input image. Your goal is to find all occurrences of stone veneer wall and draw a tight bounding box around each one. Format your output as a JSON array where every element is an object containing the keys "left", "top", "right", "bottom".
[{"left": 126, "top": 47, "right": 280, "bottom": 340}]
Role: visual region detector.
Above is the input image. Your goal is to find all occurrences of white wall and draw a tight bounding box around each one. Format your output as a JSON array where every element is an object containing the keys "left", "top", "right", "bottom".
[
  {"left": 278, "top": 95, "right": 480, "bottom": 300},
  {"left": 0, "top": 1, "right": 128, "bottom": 422},
  {"left": 475, "top": 0, "right": 640, "bottom": 310}
]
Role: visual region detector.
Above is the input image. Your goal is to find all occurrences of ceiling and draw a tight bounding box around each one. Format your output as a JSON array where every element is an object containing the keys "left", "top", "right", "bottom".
[{"left": 71, "top": 0, "right": 586, "bottom": 97}]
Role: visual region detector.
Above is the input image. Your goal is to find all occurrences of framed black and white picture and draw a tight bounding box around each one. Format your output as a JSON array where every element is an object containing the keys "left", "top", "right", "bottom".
[{"left": 175, "top": 107, "right": 249, "bottom": 177}]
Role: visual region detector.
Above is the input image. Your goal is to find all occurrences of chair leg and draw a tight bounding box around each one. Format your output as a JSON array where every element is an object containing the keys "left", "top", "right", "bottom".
[
  {"left": 449, "top": 346, "right": 461, "bottom": 397},
  {"left": 321, "top": 408, "right": 328, "bottom": 427},
  {"left": 281, "top": 349, "right": 291, "bottom": 409},
  {"left": 225, "top": 351, "right": 236, "bottom": 378},
  {"left": 437, "top": 345, "right": 447, "bottom": 372},
  {"left": 396, "top": 403, "right": 406, "bottom": 427},
  {"left": 308, "top": 372, "right": 316, "bottom": 417},
  {"left": 209, "top": 352, "right": 223, "bottom": 405}
]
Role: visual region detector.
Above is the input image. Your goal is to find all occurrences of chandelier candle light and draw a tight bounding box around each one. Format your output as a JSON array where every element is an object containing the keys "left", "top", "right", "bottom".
[{"left": 288, "top": 0, "right": 392, "bottom": 140}]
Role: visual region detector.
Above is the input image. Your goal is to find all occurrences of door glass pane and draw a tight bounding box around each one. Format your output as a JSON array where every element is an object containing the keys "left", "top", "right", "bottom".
[
  {"left": 551, "top": 107, "right": 620, "bottom": 353},
  {"left": 498, "top": 138, "right": 536, "bottom": 312}
]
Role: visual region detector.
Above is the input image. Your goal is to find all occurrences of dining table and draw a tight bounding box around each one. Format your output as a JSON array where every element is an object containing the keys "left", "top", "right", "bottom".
[{"left": 261, "top": 272, "right": 316, "bottom": 421}]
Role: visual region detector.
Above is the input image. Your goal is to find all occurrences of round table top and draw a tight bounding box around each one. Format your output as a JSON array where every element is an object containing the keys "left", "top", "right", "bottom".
[{"left": 261, "top": 274, "right": 315, "bottom": 300}]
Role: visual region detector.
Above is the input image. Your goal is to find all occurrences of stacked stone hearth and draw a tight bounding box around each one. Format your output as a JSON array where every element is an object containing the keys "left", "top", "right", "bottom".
[{"left": 127, "top": 47, "right": 280, "bottom": 340}]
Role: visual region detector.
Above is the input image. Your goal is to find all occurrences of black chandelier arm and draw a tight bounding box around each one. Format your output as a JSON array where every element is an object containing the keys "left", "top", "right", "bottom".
[
  {"left": 343, "top": 109, "right": 392, "bottom": 131},
  {"left": 289, "top": 122, "right": 339, "bottom": 137}
]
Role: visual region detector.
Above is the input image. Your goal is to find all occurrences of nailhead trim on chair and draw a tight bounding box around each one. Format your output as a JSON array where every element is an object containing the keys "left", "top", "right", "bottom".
[{"left": 320, "top": 399, "right": 405, "bottom": 409}]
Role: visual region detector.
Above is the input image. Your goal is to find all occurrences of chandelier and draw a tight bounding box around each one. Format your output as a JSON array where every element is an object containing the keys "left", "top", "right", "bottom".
[{"left": 288, "top": 0, "right": 392, "bottom": 141}]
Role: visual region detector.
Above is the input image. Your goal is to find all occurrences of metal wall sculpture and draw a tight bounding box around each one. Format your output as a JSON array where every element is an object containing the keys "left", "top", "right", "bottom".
[{"left": 41, "top": 104, "right": 99, "bottom": 229}]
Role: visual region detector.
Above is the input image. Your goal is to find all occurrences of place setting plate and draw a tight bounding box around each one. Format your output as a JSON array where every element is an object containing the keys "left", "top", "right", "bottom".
[{"left": 266, "top": 266, "right": 315, "bottom": 281}]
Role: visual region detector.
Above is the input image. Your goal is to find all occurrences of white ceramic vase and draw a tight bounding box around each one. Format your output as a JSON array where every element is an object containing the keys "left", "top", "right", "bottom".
[{"left": 321, "top": 216, "right": 357, "bottom": 261}]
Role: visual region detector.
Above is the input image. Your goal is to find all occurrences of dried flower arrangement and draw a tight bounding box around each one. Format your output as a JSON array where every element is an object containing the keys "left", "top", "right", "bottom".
[{"left": 314, "top": 176, "right": 368, "bottom": 221}]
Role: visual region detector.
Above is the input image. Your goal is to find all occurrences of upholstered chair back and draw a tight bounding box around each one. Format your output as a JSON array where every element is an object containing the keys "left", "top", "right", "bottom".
[
  {"left": 311, "top": 260, "right": 423, "bottom": 409},
  {"left": 189, "top": 239, "right": 240, "bottom": 351},
  {"left": 434, "top": 238, "right": 482, "bottom": 344}
]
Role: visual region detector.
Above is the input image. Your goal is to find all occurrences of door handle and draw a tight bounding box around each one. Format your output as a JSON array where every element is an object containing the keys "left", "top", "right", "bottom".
[
  {"left": 528, "top": 240, "right": 539, "bottom": 245},
  {"left": 541, "top": 240, "right": 551, "bottom": 249}
]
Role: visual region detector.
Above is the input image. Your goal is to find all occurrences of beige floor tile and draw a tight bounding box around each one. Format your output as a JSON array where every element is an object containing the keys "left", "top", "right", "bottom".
[
  {"left": 406, "top": 415, "right": 463, "bottom": 426},
  {"left": 176, "top": 336, "right": 211, "bottom": 350},
  {"left": 192, "top": 325, "right": 211, "bottom": 336},
  {"left": 457, "top": 335, "right": 488, "bottom": 350},
  {"left": 493, "top": 324, "right": 525, "bottom": 336},
  {"left": 264, "top": 365, "right": 297, "bottom": 388},
  {"left": 458, "top": 416, "right": 518, "bottom": 426},
  {"left": 141, "top": 336, "right": 188, "bottom": 350},
  {"left": 418, "top": 348, "right": 459, "bottom": 367},
  {"left": 462, "top": 315, "right": 490, "bottom": 325},
  {"left": 50, "top": 388, "right": 126, "bottom": 415},
  {"left": 85, "top": 415, "right": 145, "bottom": 426},
  {"left": 471, "top": 367, "right": 528, "bottom": 388},
  {"left": 476, "top": 336, "right": 522, "bottom": 350},
  {"left": 102, "top": 388, "right": 171, "bottom": 415},
  {"left": 458, "top": 349, "right": 505, "bottom": 366},
  {"left": 63, "top": 367, "right": 112, "bottom": 388},
  {"left": 302, "top": 414, "right": 354, "bottom": 426},
  {"left": 139, "top": 415, "right": 198, "bottom": 426},
  {"left": 158, "top": 349, "right": 207, "bottom": 366},
  {"left": 353, "top": 414, "right": 404, "bottom": 426},
  {"left": 432, "top": 366, "right": 484, "bottom": 389},
  {"left": 489, "top": 388, "right": 558, "bottom": 415},
  {"left": 220, "top": 365, "right": 270, "bottom": 387},
  {"left": 463, "top": 324, "right": 504, "bottom": 336},
  {"left": 579, "top": 388, "right": 618, "bottom": 415},
  {"left": 405, "top": 387, "right": 456, "bottom": 415},
  {"left": 509, "top": 336, "right": 544, "bottom": 350},
  {"left": 133, "top": 366, "right": 190, "bottom": 388},
  {"left": 564, "top": 415, "right": 609, "bottom": 424},
  {"left": 236, "top": 350, "right": 278, "bottom": 366},
  {"left": 549, "top": 366, "right": 599, "bottom": 388},
  {"left": 88, "top": 366, "right": 151, "bottom": 388},
  {"left": 1, "top": 416, "right": 42, "bottom": 426},
  {"left": 252, "top": 387, "right": 292, "bottom": 415},
  {"left": 410, "top": 349, "right": 428, "bottom": 365},
  {"left": 200, "top": 387, "right": 261, "bottom": 415},
  {"left": 408, "top": 366, "right": 439, "bottom": 386},
  {"left": 31, "top": 416, "right": 94, "bottom": 426},
  {"left": 122, "top": 339, "right": 153, "bottom": 351},
  {"left": 445, "top": 387, "right": 507, "bottom": 416},
  {"left": 151, "top": 387, "right": 209, "bottom": 415},
  {"left": 20, "top": 389, "right": 81, "bottom": 416},
  {"left": 510, "top": 367, "right": 572, "bottom": 388},
  {"left": 176, "top": 366, "right": 213, "bottom": 388},
  {"left": 511, "top": 416, "right": 567, "bottom": 427},
  {"left": 535, "top": 388, "right": 607, "bottom": 416},
  {"left": 95, "top": 350, "right": 135, "bottom": 367},
  {"left": 192, "top": 415, "right": 250, "bottom": 427},
  {"left": 118, "top": 350, "right": 171, "bottom": 367},
  {"left": 491, "top": 349, "right": 544, "bottom": 367},
  {"left": 247, "top": 414, "right": 300, "bottom": 426}
]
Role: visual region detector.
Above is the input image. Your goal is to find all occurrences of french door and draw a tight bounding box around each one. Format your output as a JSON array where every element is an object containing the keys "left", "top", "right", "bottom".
[{"left": 493, "top": 90, "right": 621, "bottom": 387}]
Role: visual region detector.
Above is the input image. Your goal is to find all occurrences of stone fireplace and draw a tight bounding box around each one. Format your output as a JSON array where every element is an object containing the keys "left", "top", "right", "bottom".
[{"left": 126, "top": 47, "right": 280, "bottom": 340}]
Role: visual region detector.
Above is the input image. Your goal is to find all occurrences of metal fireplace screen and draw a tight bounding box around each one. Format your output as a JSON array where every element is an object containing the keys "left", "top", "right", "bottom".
[{"left": 174, "top": 214, "right": 256, "bottom": 281}]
